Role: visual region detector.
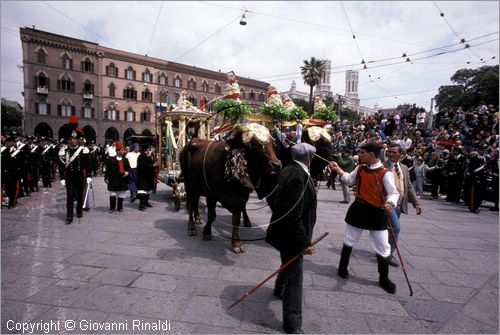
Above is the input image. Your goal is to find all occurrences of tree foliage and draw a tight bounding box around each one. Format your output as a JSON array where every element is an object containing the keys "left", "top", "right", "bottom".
[
  {"left": 300, "top": 57, "right": 326, "bottom": 115},
  {"left": 1, "top": 102, "right": 23, "bottom": 130},
  {"left": 434, "top": 65, "right": 499, "bottom": 110}
]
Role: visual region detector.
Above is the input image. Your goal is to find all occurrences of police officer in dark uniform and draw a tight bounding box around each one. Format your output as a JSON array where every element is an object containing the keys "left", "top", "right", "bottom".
[
  {"left": 28, "top": 136, "right": 42, "bottom": 192},
  {"left": 5, "top": 133, "right": 24, "bottom": 208},
  {"left": 58, "top": 128, "right": 91, "bottom": 224},
  {"left": 445, "top": 147, "right": 466, "bottom": 203},
  {"left": 40, "top": 137, "right": 53, "bottom": 188}
]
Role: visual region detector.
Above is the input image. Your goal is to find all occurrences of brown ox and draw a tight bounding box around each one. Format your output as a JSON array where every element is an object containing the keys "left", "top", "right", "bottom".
[{"left": 179, "top": 123, "right": 281, "bottom": 253}]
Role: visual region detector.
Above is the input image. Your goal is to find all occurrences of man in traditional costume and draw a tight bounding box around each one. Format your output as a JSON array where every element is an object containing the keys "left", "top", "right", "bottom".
[{"left": 329, "top": 142, "right": 399, "bottom": 294}]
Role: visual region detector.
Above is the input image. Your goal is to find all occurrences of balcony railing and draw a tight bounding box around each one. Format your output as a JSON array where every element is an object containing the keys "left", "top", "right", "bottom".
[
  {"left": 83, "top": 92, "right": 93, "bottom": 100},
  {"left": 36, "top": 86, "right": 48, "bottom": 94}
]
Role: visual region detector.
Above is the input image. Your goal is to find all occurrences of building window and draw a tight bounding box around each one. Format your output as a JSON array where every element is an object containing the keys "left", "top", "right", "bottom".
[
  {"left": 38, "top": 100, "right": 47, "bottom": 115},
  {"left": 58, "top": 76, "right": 74, "bottom": 92},
  {"left": 62, "top": 54, "right": 72, "bottom": 70},
  {"left": 84, "top": 81, "right": 94, "bottom": 94},
  {"left": 35, "top": 74, "right": 49, "bottom": 88},
  {"left": 82, "top": 58, "right": 94, "bottom": 73},
  {"left": 123, "top": 87, "right": 137, "bottom": 100},
  {"left": 141, "top": 110, "right": 150, "bottom": 122},
  {"left": 126, "top": 67, "right": 135, "bottom": 80},
  {"left": 107, "top": 63, "right": 118, "bottom": 77},
  {"left": 159, "top": 74, "right": 167, "bottom": 85},
  {"left": 60, "top": 103, "right": 73, "bottom": 117},
  {"left": 37, "top": 49, "right": 47, "bottom": 64},
  {"left": 201, "top": 81, "right": 209, "bottom": 92},
  {"left": 142, "top": 89, "right": 153, "bottom": 102},
  {"left": 143, "top": 70, "right": 152, "bottom": 83},
  {"left": 249, "top": 90, "right": 255, "bottom": 100},
  {"left": 174, "top": 76, "right": 182, "bottom": 88},
  {"left": 108, "top": 108, "right": 117, "bottom": 121},
  {"left": 259, "top": 92, "right": 266, "bottom": 102},
  {"left": 126, "top": 108, "right": 134, "bottom": 122},
  {"left": 83, "top": 103, "right": 92, "bottom": 118},
  {"left": 215, "top": 83, "right": 221, "bottom": 95},
  {"left": 188, "top": 95, "right": 197, "bottom": 107},
  {"left": 240, "top": 88, "right": 245, "bottom": 99},
  {"left": 109, "top": 83, "right": 116, "bottom": 97},
  {"left": 187, "top": 79, "right": 196, "bottom": 90}
]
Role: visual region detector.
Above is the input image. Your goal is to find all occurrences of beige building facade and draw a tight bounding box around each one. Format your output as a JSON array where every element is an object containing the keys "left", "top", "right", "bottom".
[{"left": 20, "top": 27, "right": 269, "bottom": 144}]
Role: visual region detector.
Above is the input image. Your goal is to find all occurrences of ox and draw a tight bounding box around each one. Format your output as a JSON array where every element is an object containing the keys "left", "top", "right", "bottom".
[
  {"left": 179, "top": 123, "right": 281, "bottom": 253},
  {"left": 260, "top": 126, "right": 334, "bottom": 210}
]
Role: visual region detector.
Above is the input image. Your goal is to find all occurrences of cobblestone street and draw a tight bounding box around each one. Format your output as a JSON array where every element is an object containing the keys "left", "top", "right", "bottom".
[{"left": 1, "top": 176, "right": 498, "bottom": 334}]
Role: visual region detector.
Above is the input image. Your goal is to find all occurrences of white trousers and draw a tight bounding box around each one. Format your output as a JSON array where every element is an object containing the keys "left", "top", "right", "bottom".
[
  {"left": 343, "top": 224, "right": 391, "bottom": 257},
  {"left": 109, "top": 191, "right": 127, "bottom": 199}
]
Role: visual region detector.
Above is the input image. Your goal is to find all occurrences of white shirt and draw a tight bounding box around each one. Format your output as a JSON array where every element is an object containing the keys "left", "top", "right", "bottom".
[
  {"left": 293, "top": 160, "right": 310, "bottom": 176},
  {"left": 126, "top": 151, "right": 140, "bottom": 168},
  {"left": 340, "top": 161, "right": 400, "bottom": 207}
]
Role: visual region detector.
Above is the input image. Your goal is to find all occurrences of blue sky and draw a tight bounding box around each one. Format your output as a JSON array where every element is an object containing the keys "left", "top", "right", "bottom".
[{"left": 1, "top": 1, "right": 498, "bottom": 110}]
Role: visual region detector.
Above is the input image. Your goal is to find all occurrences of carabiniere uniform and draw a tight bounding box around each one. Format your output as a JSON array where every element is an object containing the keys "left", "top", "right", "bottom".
[{"left": 59, "top": 136, "right": 90, "bottom": 224}]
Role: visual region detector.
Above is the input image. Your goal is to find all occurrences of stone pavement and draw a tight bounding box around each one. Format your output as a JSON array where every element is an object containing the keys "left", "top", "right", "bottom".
[{"left": 1, "top": 175, "right": 498, "bottom": 334}]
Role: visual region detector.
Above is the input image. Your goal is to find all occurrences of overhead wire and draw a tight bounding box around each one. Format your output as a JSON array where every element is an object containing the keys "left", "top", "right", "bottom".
[
  {"left": 145, "top": 1, "right": 164, "bottom": 57},
  {"left": 174, "top": 13, "right": 241, "bottom": 62},
  {"left": 432, "top": 1, "right": 487, "bottom": 64},
  {"left": 41, "top": 1, "right": 123, "bottom": 50}
]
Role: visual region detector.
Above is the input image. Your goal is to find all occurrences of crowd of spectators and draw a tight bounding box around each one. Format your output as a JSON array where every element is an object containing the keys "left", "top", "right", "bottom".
[{"left": 326, "top": 103, "right": 499, "bottom": 212}]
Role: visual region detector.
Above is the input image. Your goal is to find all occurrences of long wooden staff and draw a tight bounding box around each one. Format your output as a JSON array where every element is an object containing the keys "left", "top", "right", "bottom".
[{"left": 228, "top": 232, "right": 329, "bottom": 309}]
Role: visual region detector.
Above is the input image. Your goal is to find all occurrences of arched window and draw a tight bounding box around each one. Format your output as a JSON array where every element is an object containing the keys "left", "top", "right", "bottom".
[
  {"left": 143, "top": 69, "right": 152, "bottom": 83},
  {"left": 81, "top": 58, "right": 94, "bottom": 73},
  {"left": 142, "top": 88, "right": 152, "bottom": 102},
  {"left": 106, "top": 63, "right": 118, "bottom": 77},
  {"left": 37, "top": 49, "right": 47, "bottom": 64},
  {"left": 188, "top": 78, "right": 196, "bottom": 90},
  {"left": 59, "top": 99, "right": 74, "bottom": 117},
  {"left": 109, "top": 83, "right": 116, "bottom": 97},
  {"left": 188, "top": 94, "right": 197, "bottom": 107},
  {"left": 201, "top": 80, "right": 209, "bottom": 92},
  {"left": 159, "top": 73, "right": 167, "bottom": 85},
  {"left": 35, "top": 72, "right": 49, "bottom": 88},
  {"left": 125, "top": 66, "right": 135, "bottom": 80},
  {"left": 214, "top": 83, "right": 221, "bottom": 95},
  {"left": 249, "top": 90, "right": 256, "bottom": 100},
  {"left": 141, "top": 108, "right": 151, "bottom": 122},
  {"left": 240, "top": 88, "right": 245, "bottom": 99},
  {"left": 58, "top": 74, "right": 74, "bottom": 92},
  {"left": 126, "top": 107, "right": 135, "bottom": 122},
  {"left": 62, "top": 53, "right": 72, "bottom": 70},
  {"left": 82, "top": 101, "right": 93, "bottom": 119},
  {"left": 174, "top": 75, "right": 182, "bottom": 88},
  {"left": 123, "top": 84, "right": 137, "bottom": 100}
]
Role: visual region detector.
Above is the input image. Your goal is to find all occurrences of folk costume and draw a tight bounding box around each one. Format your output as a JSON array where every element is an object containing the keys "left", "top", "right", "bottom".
[
  {"left": 338, "top": 161, "right": 400, "bottom": 293},
  {"left": 105, "top": 141, "right": 130, "bottom": 213},
  {"left": 266, "top": 143, "right": 317, "bottom": 334},
  {"left": 125, "top": 143, "right": 140, "bottom": 202},
  {"left": 58, "top": 120, "right": 91, "bottom": 224},
  {"left": 136, "top": 145, "right": 156, "bottom": 211}
]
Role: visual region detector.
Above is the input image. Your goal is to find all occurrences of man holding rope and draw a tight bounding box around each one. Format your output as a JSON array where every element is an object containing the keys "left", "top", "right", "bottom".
[
  {"left": 265, "top": 142, "right": 318, "bottom": 334},
  {"left": 329, "top": 142, "right": 400, "bottom": 294}
]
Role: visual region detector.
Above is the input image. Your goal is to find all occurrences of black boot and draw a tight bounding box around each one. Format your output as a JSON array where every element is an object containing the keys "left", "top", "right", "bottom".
[
  {"left": 130, "top": 191, "right": 136, "bottom": 203},
  {"left": 138, "top": 194, "right": 146, "bottom": 211},
  {"left": 338, "top": 244, "right": 352, "bottom": 279},
  {"left": 109, "top": 196, "right": 117, "bottom": 213},
  {"left": 145, "top": 194, "right": 153, "bottom": 207},
  {"left": 117, "top": 197, "right": 124, "bottom": 212},
  {"left": 377, "top": 254, "right": 396, "bottom": 294}
]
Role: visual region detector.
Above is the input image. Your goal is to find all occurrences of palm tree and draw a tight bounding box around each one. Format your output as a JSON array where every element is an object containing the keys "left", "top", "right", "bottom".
[{"left": 300, "top": 57, "right": 326, "bottom": 115}]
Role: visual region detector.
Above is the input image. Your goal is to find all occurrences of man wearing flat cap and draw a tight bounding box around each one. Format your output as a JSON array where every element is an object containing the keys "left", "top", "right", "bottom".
[
  {"left": 266, "top": 142, "right": 318, "bottom": 334},
  {"left": 58, "top": 127, "right": 91, "bottom": 224}
]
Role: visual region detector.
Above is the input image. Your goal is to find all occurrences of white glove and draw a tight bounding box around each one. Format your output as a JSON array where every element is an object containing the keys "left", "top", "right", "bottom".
[
  {"left": 86, "top": 177, "right": 92, "bottom": 184},
  {"left": 60, "top": 180, "right": 66, "bottom": 186}
]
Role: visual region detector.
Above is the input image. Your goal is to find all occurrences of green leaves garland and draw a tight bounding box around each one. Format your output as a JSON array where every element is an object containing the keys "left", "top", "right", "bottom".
[
  {"left": 213, "top": 99, "right": 253, "bottom": 121},
  {"left": 259, "top": 104, "right": 290, "bottom": 121},
  {"left": 311, "top": 104, "right": 338, "bottom": 122},
  {"left": 288, "top": 106, "right": 308, "bottom": 121}
]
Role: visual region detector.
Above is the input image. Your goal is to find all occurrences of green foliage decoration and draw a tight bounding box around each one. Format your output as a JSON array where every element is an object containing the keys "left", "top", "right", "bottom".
[
  {"left": 259, "top": 104, "right": 290, "bottom": 121},
  {"left": 213, "top": 99, "right": 253, "bottom": 122},
  {"left": 311, "top": 104, "right": 338, "bottom": 122},
  {"left": 288, "top": 106, "right": 308, "bottom": 121}
]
